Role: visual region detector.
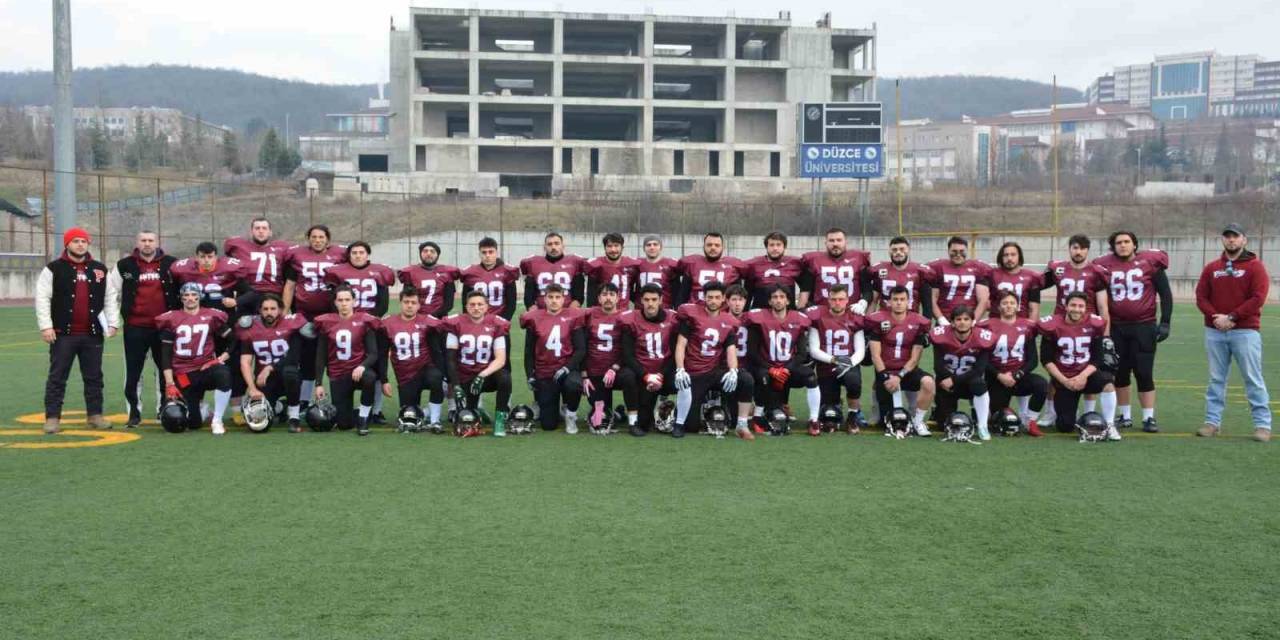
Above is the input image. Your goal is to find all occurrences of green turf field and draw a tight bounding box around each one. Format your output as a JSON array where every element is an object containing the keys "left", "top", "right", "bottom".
[{"left": 3, "top": 303, "right": 1278, "bottom": 639}]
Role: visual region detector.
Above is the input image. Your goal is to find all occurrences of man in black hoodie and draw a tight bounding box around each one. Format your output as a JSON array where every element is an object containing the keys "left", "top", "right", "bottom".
[{"left": 108, "top": 231, "right": 180, "bottom": 427}]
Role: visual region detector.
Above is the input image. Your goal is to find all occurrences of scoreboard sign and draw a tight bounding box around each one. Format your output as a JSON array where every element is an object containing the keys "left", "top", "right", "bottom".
[{"left": 800, "top": 102, "right": 882, "bottom": 144}]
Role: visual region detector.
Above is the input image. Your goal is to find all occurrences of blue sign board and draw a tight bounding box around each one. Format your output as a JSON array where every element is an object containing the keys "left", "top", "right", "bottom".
[{"left": 798, "top": 143, "right": 884, "bottom": 179}]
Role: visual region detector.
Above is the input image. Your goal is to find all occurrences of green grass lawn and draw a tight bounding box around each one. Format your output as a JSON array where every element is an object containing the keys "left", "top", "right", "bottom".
[{"left": 2, "top": 304, "right": 1278, "bottom": 639}]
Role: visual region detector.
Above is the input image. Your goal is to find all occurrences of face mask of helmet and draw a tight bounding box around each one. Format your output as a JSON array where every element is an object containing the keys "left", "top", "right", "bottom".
[
  {"left": 766, "top": 407, "right": 792, "bottom": 436},
  {"left": 397, "top": 405, "right": 425, "bottom": 433},
  {"left": 454, "top": 408, "right": 481, "bottom": 437},
  {"left": 942, "top": 411, "right": 977, "bottom": 444},
  {"left": 507, "top": 404, "right": 536, "bottom": 435},
  {"left": 306, "top": 402, "right": 338, "bottom": 432},
  {"left": 996, "top": 408, "right": 1022, "bottom": 437},
  {"left": 1076, "top": 411, "right": 1109, "bottom": 443},
  {"left": 702, "top": 405, "right": 729, "bottom": 438},
  {"left": 242, "top": 396, "right": 274, "bottom": 433},
  {"left": 818, "top": 404, "right": 844, "bottom": 433},
  {"left": 653, "top": 399, "right": 676, "bottom": 433},
  {"left": 885, "top": 407, "right": 912, "bottom": 439}
]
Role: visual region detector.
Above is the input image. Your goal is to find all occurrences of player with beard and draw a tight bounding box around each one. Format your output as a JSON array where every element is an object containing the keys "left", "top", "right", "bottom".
[
  {"left": 1091, "top": 231, "right": 1172, "bottom": 432},
  {"left": 744, "top": 232, "right": 804, "bottom": 309},
  {"left": 927, "top": 236, "right": 991, "bottom": 324},
  {"left": 806, "top": 284, "right": 870, "bottom": 432},
  {"left": 1040, "top": 234, "right": 1108, "bottom": 422},
  {"left": 460, "top": 237, "right": 519, "bottom": 320},
  {"left": 677, "top": 232, "right": 747, "bottom": 304},
  {"left": 672, "top": 282, "right": 755, "bottom": 439},
  {"left": 444, "top": 291, "right": 512, "bottom": 437},
  {"left": 979, "top": 290, "right": 1049, "bottom": 436},
  {"left": 635, "top": 235, "right": 680, "bottom": 308},
  {"left": 158, "top": 283, "right": 234, "bottom": 434},
  {"left": 396, "top": 241, "right": 460, "bottom": 319},
  {"left": 931, "top": 305, "right": 994, "bottom": 440},
  {"left": 324, "top": 241, "right": 397, "bottom": 424},
  {"left": 312, "top": 286, "right": 382, "bottom": 435},
  {"left": 521, "top": 284, "right": 588, "bottom": 432},
  {"left": 870, "top": 236, "right": 934, "bottom": 315},
  {"left": 988, "top": 241, "right": 1044, "bottom": 320},
  {"left": 522, "top": 231, "right": 587, "bottom": 309},
  {"left": 742, "top": 286, "right": 818, "bottom": 434},
  {"left": 381, "top": 287, "right": 447, "bottom": 431},
  {"left": 237, "top": 293, "right": 308, "bottom": 432},
  {"left": 224, "top": 217, "right": 291, "bottom": 296},
  {"left": 800, "top": 227, "right": 873, "bottom": 313},
  {"left": 866, "top": 286, "right": 935, "bottom": 436},
  {"left": 1040, "top": 292, "right": 1119, "bottom": 439},
  {"left": 282, "top": 224, "right": 347, "bottom": 405},
  {"left": 586, "top": 233, "right": 641, "bottom": 310},
  {"left": 581, "top": 283, "right": 639, "bottom": 432},
  {"left": 621, "top": 284, "right": 680, "bottom": 436}
]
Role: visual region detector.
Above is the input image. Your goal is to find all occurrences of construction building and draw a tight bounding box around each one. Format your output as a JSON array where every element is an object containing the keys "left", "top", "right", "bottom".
[{"left": 1088, "top": 51, "right": 1280, "bottom": 121}]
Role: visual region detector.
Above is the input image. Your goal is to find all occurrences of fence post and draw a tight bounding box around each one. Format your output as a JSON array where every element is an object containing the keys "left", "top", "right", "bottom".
[
  {"left": 209, "top": 179, "right": 217, "bottom": 241},
  {"left": 97, "top": 174, "right": 106, "bottom": 254},
  {"left": 359, "top": 190, "right": 366, "bottom": 240},
  {"left": 156, "top": 178, "right": 163, "bottom": 243}
]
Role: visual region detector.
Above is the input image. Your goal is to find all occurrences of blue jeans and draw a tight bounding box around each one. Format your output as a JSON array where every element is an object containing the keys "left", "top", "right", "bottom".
[{"left": 1204, "top": 328, "right": 1272, "bottom": 429}]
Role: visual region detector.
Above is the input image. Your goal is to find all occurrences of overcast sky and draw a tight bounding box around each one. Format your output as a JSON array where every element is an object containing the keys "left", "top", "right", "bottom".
[{"left": 1, "top": 0, "right": 1276, "bottom": 90}]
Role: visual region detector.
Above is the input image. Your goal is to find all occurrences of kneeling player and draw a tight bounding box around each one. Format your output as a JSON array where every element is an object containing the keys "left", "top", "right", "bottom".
[
  {"left": 1040, "top": 292, "right": 1119, "bottom": 439},
  {"left": 312, "top": 286, "right": 381, "bottom": 435},
  {"left": 521, "top": 284, "right": 587, "bottom": 432},
  {"left": 621, "top": 284, "right": 679, "bottom": 436},
  {"left": 743, "top": 285, "right": 818, "bottom": 434},
  {"left": 867, "top": 286, "right": 935, "bottom": 436},
  {"left": 159, "top": 283, "right": 235, "bottom": 434},
  {"left": 582, "top": 283, "right": 638, "bottom": 433},
  {"left": 806, "top": 284, "right": 869, "bottom": 432},
  {"left": 673, "top": 282, "right": 755, "bottom": 439},
  {"left": 445, "top": 290, "right": 512, "bottom": 436},
  {"left": 931, "top": 305, "right": 993, "bottom": 440},
  {"left": 237, "top": 293, "right": 308, "bottom": 432},
  {"left": 382, "top": 287, "right": 446, "bottom": 431},
  {"left": 980, "top": 290, "right": 1049, "bottom": 436}
]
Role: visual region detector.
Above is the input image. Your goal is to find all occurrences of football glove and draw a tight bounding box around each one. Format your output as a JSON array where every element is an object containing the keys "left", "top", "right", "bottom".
[
  {"left": 1156, "top": 322, "right": 1170, "bottom": 343},
  {"left": 674, "top": 368, "right": 692, "bottom": 390},
  {"left": 937, "top": 316, "right": 950, "bottom": 327},
  {"left": 553, "top": 367, "right": 570, "bottom": 382},
  {"left": 453, "top": 384, "right": 468, "bottom": 405},
  {"left": 469, "top": 375, "right": 487, "bottom": 397},
  {"left": 602, "top": 369, "right": 616, "bottom": 388},
  {"left": 165, "top": 383, "right": 182, "bottom": 400},
  {"left": 768, "top": 366, "right": 790, "bottom": 390},
  {"left": 851, "top": 299, "right": 869, "bottom": 315},
  {"left": 721, "top": 369, "right": 739, "bottom": 393},
  {"left": 833, "top": 355, "right": 855, "bottom": 377},
  {"left": 581, "top": 377, "right": 595, "bottom": 396}
]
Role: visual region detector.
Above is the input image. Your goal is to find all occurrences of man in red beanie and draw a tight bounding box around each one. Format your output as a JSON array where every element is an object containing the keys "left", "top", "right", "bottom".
[
  {"left": 35, "top": 227, "right": 119, "bottom": 433},
  {"left": 1195, "top": 223, "right": 1272, "bottom": 441}
]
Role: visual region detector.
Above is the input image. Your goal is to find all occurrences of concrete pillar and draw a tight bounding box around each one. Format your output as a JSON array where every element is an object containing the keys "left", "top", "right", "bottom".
[
  {"left": 552, "top": 17, "right": 565, "bottom": 173},
  {"left": 642, "top": 18, "right": 655, "bottom": 175},
  {"left": 724, "top": 21, "right": 736, "bottom": 172}
]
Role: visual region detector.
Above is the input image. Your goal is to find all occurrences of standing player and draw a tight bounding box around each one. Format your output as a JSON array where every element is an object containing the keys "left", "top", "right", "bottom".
[
  {"left": 1043, "top": 234, "right": 1107, "bottom": 319},
  {"left": 224, "top": 218, "right": 291, "bottom": 296},
  {"left": 581, "top": 283, "right": 638, "bottom": 432},
  {"left": 1091, "top": 231, "right": 1172, "bottom": 432},
  {"left": 672, "top": 282, "right": 755, "bottom": 439},
  {"left": 930, "top": 306, "right": 994, "bottom": 440},
  {"left": 1040, "top": 292, "right": 1119, "bottom": 439},
  {"left": 799, "top": 227, "right": 872, "bottom": 313},
  {"left": 522, "top": 231, "right": 587, "bottom": 309},
  {"left": 282, "top": 224, "right": 347, "bottom": 407},
  {"left": 586, "top": 233, "right": 641, "bottom": 310},
  {"left": 677, "top": 232, "right": 747, "bottom": 304},
  {"left": 324, "top": 241, "right": 397, "bottom": 423},
  {"left": 382, "top": 287, "right": 447, "bottom": 431},
  {"left": 744, "top": 232, "right": 804, "bottom": 309},
  {"left": 171, "top": 242, "right": 252, "bottom": 312},
  {"left": 158, "top": 283, "right": 234, "bottom": 434},
  {"left": 806, "top": 284, "right": 869, "bottom": 432},
  {"left": 988, "top": 242, "right": 1044, "bottom": 319},
  {"left": 460, "top": 237, "right": 520, "bottom": 320},
  {"left": 237, "top": 293, "right": 308, "bottom": 432},
  {"left": 927, "top": 236, "right": 991, "bottom": 324},
  {"left": 621, "top": 284, "right": 680, "bottom": 436},
  {"left": 521, "top": 284, "right": 588, "bottom": 432},
  {"left": 870, "top": 236, "right": 934, "bottom": 315},
  {"left": 312, "top": 286, "right": 381, "bottom": 436},
  {"left": 109, "top": 231, "right": 180, "bottom": 427},
  {"left": 444, "top": 290, "right": 512, "bottom": 437},
  {"left": 743, "top": 286, "right": 818, "bottom": 434},
  {"left": 866, "top": 286, "right": 936, "bottom": 436},
  {"left": 980, "top": 290, "right": 1049, "bottom": 436},
  {"left": 397, "top": 241, "right": 460, "bottom": 319},
  {"left": 635, "top": 235, "right": 680, "bottom": 308}
]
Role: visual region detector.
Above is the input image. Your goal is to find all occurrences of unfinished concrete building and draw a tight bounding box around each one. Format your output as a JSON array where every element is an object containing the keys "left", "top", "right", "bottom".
[{"left": 383, "top": 8, "right": 876, "bottom": 196}]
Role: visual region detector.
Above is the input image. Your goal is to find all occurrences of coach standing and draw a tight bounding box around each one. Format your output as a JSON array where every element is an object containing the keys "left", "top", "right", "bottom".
[
  {"left": 1195, "top": 223, "right": 1272, "bottom": 441},
  {"left": 108, "top": 231, "right": 179, "bottom": 427},
  {"left": 35, "top": 227, "right": 119, "bottom": 434}
]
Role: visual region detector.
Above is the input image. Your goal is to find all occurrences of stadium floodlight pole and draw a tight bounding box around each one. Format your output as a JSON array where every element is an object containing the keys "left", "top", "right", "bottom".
[
  {"left": 895, "top": 79, "right": 903, "bottom": 236},
  {"left": 52, "top": 0, "right": 77, "bottom": 240}
]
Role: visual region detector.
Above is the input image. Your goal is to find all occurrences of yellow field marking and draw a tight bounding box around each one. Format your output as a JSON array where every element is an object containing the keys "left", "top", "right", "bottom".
[
  {"left": 15, "top": 411, "right": 132, "bottom": 426},
  {"left": 0, "top": 429, "right": 140, "bottom": 449}
]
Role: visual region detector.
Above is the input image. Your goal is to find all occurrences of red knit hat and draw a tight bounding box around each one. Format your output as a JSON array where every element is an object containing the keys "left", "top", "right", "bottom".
[{"left": 63, "top": 227, "right": 90, "bottom": 247}]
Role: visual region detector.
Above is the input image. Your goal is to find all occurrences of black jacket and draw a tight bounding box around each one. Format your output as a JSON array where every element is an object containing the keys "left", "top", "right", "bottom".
[
  {"left": 115, "top": 249, "right": 180, "bottom": 320},
  {"left": 39, "top": 252, "right": 111, "bottom": 336}
]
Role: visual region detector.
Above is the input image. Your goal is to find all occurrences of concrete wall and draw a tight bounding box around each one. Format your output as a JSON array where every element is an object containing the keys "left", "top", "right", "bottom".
[
  {"left": 599, "top": 148, "right": 643, "bottom": 175},
  {"left": 735, "top": 109, "right": 778, "bottom": 144},
  {"left": 420, "top": 144, "right": 472, "bottom": 172},
  {"left": 477, "top": 147, "right": 553, "bottom": 173},
  {"left": 735, "top": 68, "right": 786, "bottom": 102}
]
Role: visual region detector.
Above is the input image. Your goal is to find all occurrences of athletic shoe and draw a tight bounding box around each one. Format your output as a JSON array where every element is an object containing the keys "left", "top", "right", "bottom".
[
  {"left": 807, "top": 420, "right": 822, "bottom": 437},
  {"left": 1142, "top": 417, "right": 1159, "bottom": 433},
  {"left": 913, "top": 421, "right": 932, "bottom": 437},
  {"left": 1026, "top": 420, "right": 1044, "bottom": 438},
  {"left": 1197, "top": 423, "right": 1220, "bottom": 437},
  {"left": 671, "top": 423, "right": 686, "bottom": 438},
  {"left": 629, "top": 422, "right": 647, "bottom": 437},
  {"left": 1116, "top": 417, "right": 1134, "bottom": 430},
  {"left": 43, "top": 418, "right": 60, "bottom": 434},
  {"left": 850, "top": 409, "right": 870, "bottom": 431},
  {"left": 287, "top": 418, "right": 303, "bottom": 434},
  {"left": 1254, "top": 428, "right": 1272, "bottom": 442},
  {"left": 87, "top": 415, "right": 113, "bottom": 430},
  {"left": 1106, "top": 425, "right": 1122, "bottom": 441},
  {"left": 750, "top": 416, "right": 769, "bottom": 434},
  {"left": 369, "top": 411, "right": 386, "bottom": 426},
  {"left": 565, "top": 422, "right": 579, "bottom": 435},
  {"left": 427, "top": 422, "right": 444, "bottom": 434},
  {"left": 211, "top": 420, "right": 226, "bottom": 436},
  {"left": 357, "top": 419, "right": 370, "bottom": 436},
  {"left": 736, "top": 426, "right": 756, "bottom": 441},
  {"left": 126, "top": 412, "right": 141, "bottom": 429},
  {"left": 977, "top": 424, "right": 991, "bottom": 441},
  {"left": 492, "top": 411, "right": 507, "bottom": 438}
]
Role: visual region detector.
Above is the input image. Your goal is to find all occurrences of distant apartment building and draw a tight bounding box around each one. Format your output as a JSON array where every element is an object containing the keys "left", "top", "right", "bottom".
[
  {"left": 979, "top": 103, "right": 1156, "bottom": 165},
  {"left": 1088, "top": 51, "right": 1280, "bottom": 120},
  {"left": 883, "top": 118, "right": 997, "bottom": 187},
  {"left": 299, "top": 92, "right": 395, "bottom": 173},
  {"left": 22, "top": 106, "right": 231, "bottom": 143}
]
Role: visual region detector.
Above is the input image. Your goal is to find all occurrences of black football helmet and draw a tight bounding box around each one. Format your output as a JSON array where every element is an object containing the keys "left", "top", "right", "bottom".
[
  {"left": 766, "top": 407, "right": 792, "bottom": 436},
  {"left": 817, "top": 404, "right": 844, "bottom": 432},
  {"left": 943, "top": 412, "right": 976, "bottom": 443},
  {"left": 1076, "top": 411, "right": 1109, "bottom": 443},
  {"left": 996, "top": 408, "right": 1022, "bottom": 436},
  {"left": 508, "top": 404, "right": 536, "bottom": 435},
  {"left": 397, "top": 405, "right": 425, "bottom": 433},
  {"left": 454, "top": 408, "right": 482, "bottom": 437},
  {"left": 159, "top": 400, "right": 189, "bottom": 433},
  {"left": 1099, "top": 337, "right": 1120, "bottom": 373},
  {"left": 306, "top": 402, "right": 338, "bottom": 432},
  {"left": 701, "top": 405, "right": 730, "bottom": 438},
  {"left": 885, "top": 407, "right": 912, "bottom": 439},
  {"left": 654, "top": 399, "right": 676, "bottom": 433}
]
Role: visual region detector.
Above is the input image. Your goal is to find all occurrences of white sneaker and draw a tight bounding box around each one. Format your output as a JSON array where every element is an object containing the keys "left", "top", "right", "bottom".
[
  {"left": 211, "top": 420, "right": 226, "bottom": 436},
  {"left": 913, "top": 421, "right": 932, "bottom": 437},
  {"left": 565, "top": 421, "right": 579, "bottom": 435},
  {"left": 977, "top": 424, "right": 991, "bottom": 441},
  {"left": 1106, "top": 425, "right": 1122, "bottom": 441}
]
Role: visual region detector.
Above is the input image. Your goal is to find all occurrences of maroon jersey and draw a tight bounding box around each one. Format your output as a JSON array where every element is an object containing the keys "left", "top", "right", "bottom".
[
  {"left": 978, "top": 317, "right": 1039, "bottom": 374},
  {"left": 223, "top": 237, "right": 291, "bottom": 294},
  {"left": 1091, "top": 250, "right": 1169, "bottom": 324},
  {"left": 519, "top": 307, "right": 588, "bottom": 378},
  {"left": 381, "top": 313, "right": 443, "bottom": 382},
  {"left": 157, "top": 308, "right": 229, "bottom": 376},
  {"left": 586, "top": 256, "right": 641, "bottom": 310},
  {"left": 520, "top": 254, "right": 588, "bottom": 307},
  {"left": 675, "top": 303, "right": 741, "bottom": 375},
  {"left": 583, "top": 307, "right": 626, "bottom": 377},
  {"left": 1039, "top": 313, "right": 1106, "bottom": 378},
  {"left": 236, "top": 313, "right": 307, "bottom": 368},
  {"left": 806, "top": 306, "right": 866, "bottom": 376},
  {"left": 397, "top": 264, "right": 462, "bottom": 317},
  {"left": 313, "top": 312, "right": 380, "bottom": 379},
  {"left": 636, "top": 257, "right": 680, "bottom": 307},
  {"left": 445, "top": 313, "right": 510, "bottom": 381},
  {"left": 324, "top": 262, "right": 396, "bottom": 313},
  {"left": 930, "top": 324, "right": 994, "bottom": 378},
  {"left": 870, "top": 261, "right": 934, "bottom": 312},
  {"left": 284, "top": 244, "right": 347, "bottom": 318},
  {"left": 988, "top": 267, "right": 1045, "bottom": 319},
  {"left": 744, "top": 255, "right": 803, "bottom": 292},
  {"left": 171, "top": 257, "right": 244, "bottom": 304},
  {"left": 677, "top": 255, "right": 747, "bottom": 302},
  {"left": 460, "top": 263, "right": 520, "bottom": 315},
  {"left": 1046, "top": 260, "right": 1104, "bottom": 316},
  {"left": 622, "top": 309, "right": 679, "bottom": 375},
  {"left": 742, "top": 309, "right": 812, "bottom": 366},
  {"left": 865, "top": 310, "right": 931, "bottom": 372},
  {"left": 802, "top": 250, "right": 872, "bottom": 306},
  {"left": 927, "top": 259, "right": 992, "bottom": 318}
]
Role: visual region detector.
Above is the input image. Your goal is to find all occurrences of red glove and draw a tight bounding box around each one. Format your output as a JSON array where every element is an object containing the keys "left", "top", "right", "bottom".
[
  {"left": 603, "top": 369, "right": 617, "bottom": 388},
  {"left": 768, "top": 366, "right": 790, "bottom": 391},
  {"left": 165, "top": 384, "right": 182, "bottom": 400}
]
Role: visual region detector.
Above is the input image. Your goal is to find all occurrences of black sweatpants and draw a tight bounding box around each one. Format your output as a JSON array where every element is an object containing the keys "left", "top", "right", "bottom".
[
  {"left": 871, "top": 368, "right": 930, "bottom": 420},
  {"left": 460, "top": 370, "right": 512, "bottom": 414},
  {"left": 329, "top": 369, "right": 378, "bottom": 429},
  {"left": 986, "top": 371, "right": 1049, "bottom": 415},
  {"left": 179, "top": 365, "right": 232, "bottom": 429},
  {"left": 684, "top": 368, "right": 755, "bottom": 429},
  {"left": 1051, "top": 371, "right": 1114, "bottom": 432},
  {"left": 586, "top": 369, "right": 639, "bottom": 415},
  {"left": 934, "top": 375, "right": 988, "bottom": 420},
  {"left": 397, "top": 366, "right": 446, "bottom": 409},
  {"left": 123, "top": 325, "right": 164, "bottom": 420},
  {"left": 754, "top": 363, "right": 817, "bottom": 411},
  {"left": 533, "top": 372, "right": 584, "bottom": 430},
  {"left": 257, "top": 363, "right": 302, "bottom": 408},
  {"left": 44, "top": 334, "right": 105, "bottom": 419},
  {"left": 818, "top": 367, "right": 863, "bottom": 405},
  {"left": 1112, "top": 322, "right": 1157, "bottom": 392}
]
